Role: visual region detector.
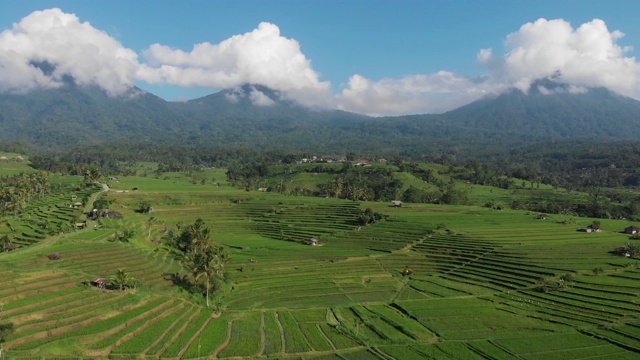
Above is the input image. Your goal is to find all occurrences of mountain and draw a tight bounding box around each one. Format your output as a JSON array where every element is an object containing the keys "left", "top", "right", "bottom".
[
  {"left": 0, "top": 84, "right": 191, "bottom": 150},
  {"left": 438, "top": 80, "right": 640, "bottom": 140},
  {"left": 0, "top": 83, "right": 370, "bottom": 151},
  {"left": 1, "top": 80, "right": 640, "bottom": 154}
]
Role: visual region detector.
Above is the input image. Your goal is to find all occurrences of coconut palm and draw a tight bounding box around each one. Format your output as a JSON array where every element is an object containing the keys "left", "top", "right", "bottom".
[
  {"left": 110, "top": 268, "right": 135, "bottom": 291},
  {"left": 181, "top": 242, "right": 230, "bottom": 308}
]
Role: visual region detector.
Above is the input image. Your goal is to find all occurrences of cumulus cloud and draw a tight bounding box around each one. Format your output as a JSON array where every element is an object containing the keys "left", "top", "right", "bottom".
[
  {"left": 0, "top": 8, "right": 139, "bottom": 96},
  {"left": 337, "top": 72, "right": 494, "bottom": 116},
  {"left": 479, "top": 18, "right": 640, "bottom": 96},
  {"left": 337, "top": 18, "right": 640, "bottom": 115},
  {"left": 138, "top": 22, "right": 332, "bottom": 107},
  {"left": 2, "top": 9, "right": 640, "bottom": 116}
]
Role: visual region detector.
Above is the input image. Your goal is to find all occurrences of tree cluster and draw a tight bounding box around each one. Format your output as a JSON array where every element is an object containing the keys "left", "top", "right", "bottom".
[
  {"left": 0, "top": 171, "right": 51, "bottom": 216},
  {"left": 357, "top": 208, "right": 384, "bottom": 226},
  {"left": 165, "top": 219, "right": 229, "bottom": 307}
]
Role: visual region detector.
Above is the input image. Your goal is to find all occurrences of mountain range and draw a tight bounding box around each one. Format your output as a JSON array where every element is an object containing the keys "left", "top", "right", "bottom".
[{"left": 1, "top": 80, "right": 640, "bottom": 154}]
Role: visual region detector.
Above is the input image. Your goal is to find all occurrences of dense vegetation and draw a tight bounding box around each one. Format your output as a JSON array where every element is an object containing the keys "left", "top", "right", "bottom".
[{"left": 2, "top": 80, "right": 640, "bottom": 156}]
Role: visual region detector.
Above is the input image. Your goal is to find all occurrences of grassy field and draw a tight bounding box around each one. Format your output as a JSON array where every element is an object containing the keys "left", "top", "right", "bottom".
[
  {"left": 0, "top": 163, "right": 639, "bottom": 359},
  {"left": 0, "top": 153, "right": 32, "bottom": 176}
]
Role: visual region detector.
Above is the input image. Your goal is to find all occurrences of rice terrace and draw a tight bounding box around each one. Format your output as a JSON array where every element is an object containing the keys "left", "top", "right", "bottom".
[
  {"left": 4, "top": 2, "right": 640, "bottom": 359},
  {"left": 0, "top": 154, "right": 638, "bottom": 360}
]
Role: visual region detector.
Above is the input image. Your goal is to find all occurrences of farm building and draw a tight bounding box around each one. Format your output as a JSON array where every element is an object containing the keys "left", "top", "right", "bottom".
[
  {"left": 391, "top": 200, "right": 402, "bottom": 207},
  {"left": 624, "top": 226, "right": 640, "bottom": 234},
  {"left": 579, "top": 223, "right": 602, "bottom": 233},
  {"left": 306, "top": 238, "right": 319, "bottom": 246},
  {"left": 536, "top": 214, "right": 549, "bottom": 220},
  {"left": 91, "top": 278, "right": 107, "bottom": 289}
]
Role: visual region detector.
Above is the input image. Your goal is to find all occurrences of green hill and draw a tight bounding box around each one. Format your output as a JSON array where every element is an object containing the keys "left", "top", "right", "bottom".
[{"left": 2, "top": 80, "right": 640, "bottom": 155}]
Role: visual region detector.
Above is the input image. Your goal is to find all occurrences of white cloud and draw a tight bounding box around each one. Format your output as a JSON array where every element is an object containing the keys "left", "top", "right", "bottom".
[
  {"left": 480, "top": 18, "right": 640, "bottom": 95},
  {"left": 337, "top": 72, "right": 494, "bottom": 116},
  {"left": 223, "top": 85, "right": 276, "bottom": 106},
  {"left": 0, "top": 8, "right": 139, "bottom": 96},
  {"left": 248, "top": 87, "right": 276, "bottom": 106},
  {"left": 2, "top": 10, "right": 640, "bottom": 116},
  {"left": 337, "top": 18, "right": 640, "bottom": 115},
  {"left": 139, "top": 22, "right": 332, "bottom": 107}
]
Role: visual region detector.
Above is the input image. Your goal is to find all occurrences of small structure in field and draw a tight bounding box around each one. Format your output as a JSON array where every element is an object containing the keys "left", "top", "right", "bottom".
[
  {"left": 614, "top": 247, "right": 630, "bottom": 257},
  {"left": 306, "top": 238, "right": 319, "bottom": 246},
  {"left": 5, "top": 243, "right": 19, "bottom": 251},
  {"left": 103, "top": 211, "right": 123, "bottom": 219},
  {"left": 91, "top": 278, "right": 107, "bottom": 289},
  {"left": 624, "top": 226, "right": 640, "bottom": 234},
  {"left": 401, "top": 266, "right": 414, "bottom": 276},
  {"left": 536, "top": 214, "right": 549, "bottom": 220},
  {"left": 72, "top": 202, "right": 83, "bottom": 208},
  {"left": 579, "top": 222, "right": 601, "bottom": 233},
  {"left": 391, "top": 200, "right": 402, "bottom": 207}
]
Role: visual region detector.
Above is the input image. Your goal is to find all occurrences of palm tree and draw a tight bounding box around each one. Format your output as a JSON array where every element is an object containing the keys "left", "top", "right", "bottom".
[
  {"left": 175, "top": 218, "right": 210, "bottom": 253},
  {"left": 147, "top": 216, "right": 158, "bottom": 240},
  {"left": 213, "top": 245, "right": 230, "bottom": 278},
  {"left": 200, "top": 247, "right": 216, "bottom": 308},
  {"left": 173, "top": 219, "right": 230, "bottom": 307},
  {"left": 110, "top": 268, "right": 135, "bottom": 291},
  {"left": 182, "top": 243, "right": 230, "bottom": 308},
  {"left": 82, "top": 165, "right": 102, "bottom": 187},
  {"left": 182, "top": 251, "right": 205, "bottom": 291}
]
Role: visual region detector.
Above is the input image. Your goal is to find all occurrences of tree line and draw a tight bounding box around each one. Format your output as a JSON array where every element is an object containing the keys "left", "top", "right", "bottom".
[{"left": 0, "top": 172, "right": 51, "bottom": 216}]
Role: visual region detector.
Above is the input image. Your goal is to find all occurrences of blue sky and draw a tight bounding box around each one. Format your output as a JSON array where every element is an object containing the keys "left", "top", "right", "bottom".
[{"left": 1, "top": 1, "right": 639, "bottom": 115}]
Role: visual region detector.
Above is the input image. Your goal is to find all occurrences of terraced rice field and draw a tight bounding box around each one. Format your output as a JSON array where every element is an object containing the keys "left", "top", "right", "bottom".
[{"left": 1, "top": 174, "right": 640, "bottom": 358}]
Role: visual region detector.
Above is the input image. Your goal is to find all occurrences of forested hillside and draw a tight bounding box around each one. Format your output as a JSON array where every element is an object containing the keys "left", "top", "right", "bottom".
[{"left": 1, "top": 80, "right": 640, "bottom": 155}]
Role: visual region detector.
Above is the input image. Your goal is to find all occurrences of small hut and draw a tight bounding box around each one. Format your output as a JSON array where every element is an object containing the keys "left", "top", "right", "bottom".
[
  {"left": 91, "top": 278, "right": 107, "bottom": 289},
  {"left": 624, "top": 226, "right": 640, "bottom": 234}
]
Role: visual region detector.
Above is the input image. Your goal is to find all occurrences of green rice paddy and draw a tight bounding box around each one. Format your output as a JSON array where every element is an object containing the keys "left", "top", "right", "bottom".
[{"left": 0, "top": 167, "right": 639, "bottom": 359}]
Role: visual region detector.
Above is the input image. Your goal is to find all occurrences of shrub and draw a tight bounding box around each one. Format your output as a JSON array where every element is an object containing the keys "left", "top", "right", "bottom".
[
  {"left": 48, "top": 252, "right": 61, "bottom": 260},
  {"left": 536, "top": 274, "right": 573, "bottom": 293}
]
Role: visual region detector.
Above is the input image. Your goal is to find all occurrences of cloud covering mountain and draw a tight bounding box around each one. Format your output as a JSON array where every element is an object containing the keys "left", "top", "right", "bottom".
[{"left": 0, "top": 8, "right": 639, "bottom": 115}]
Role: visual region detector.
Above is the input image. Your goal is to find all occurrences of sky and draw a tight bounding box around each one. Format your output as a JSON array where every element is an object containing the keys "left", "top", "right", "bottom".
[{"left": 1, "top": 0, "right": 640, "bottom": 115}]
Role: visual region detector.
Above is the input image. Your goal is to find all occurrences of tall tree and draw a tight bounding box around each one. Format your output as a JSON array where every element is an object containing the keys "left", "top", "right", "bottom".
[{"left": 171, "top": 219, "right": 229, "bottom": 307}]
